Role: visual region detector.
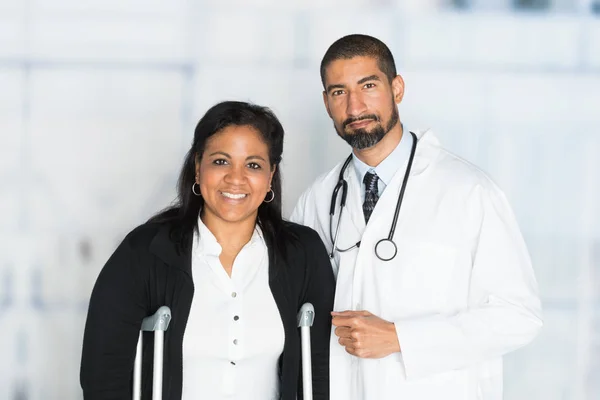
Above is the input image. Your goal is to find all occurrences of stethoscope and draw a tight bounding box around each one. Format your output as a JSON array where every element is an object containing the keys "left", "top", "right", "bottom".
[{"left": 329, "top": 131, "right": 417, "bottom": 261}]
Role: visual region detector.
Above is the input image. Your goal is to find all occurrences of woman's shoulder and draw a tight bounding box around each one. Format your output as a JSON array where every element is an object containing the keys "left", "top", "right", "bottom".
[
  {"left": 280, "top": 220, "right": 326, "bottom": 250},
  {"left": 119, "top": 219, "right": 176, "bottom": 251}
]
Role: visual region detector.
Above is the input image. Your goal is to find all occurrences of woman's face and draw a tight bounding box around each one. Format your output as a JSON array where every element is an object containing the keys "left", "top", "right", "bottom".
[{"left": 195, "top": 124, "right": 274, "bottom": 226}]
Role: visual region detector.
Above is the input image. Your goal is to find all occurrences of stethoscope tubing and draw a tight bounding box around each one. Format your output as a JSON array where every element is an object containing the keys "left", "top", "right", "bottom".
[{"left": 329, "top": 131, "right": 418, "bottom": 261}]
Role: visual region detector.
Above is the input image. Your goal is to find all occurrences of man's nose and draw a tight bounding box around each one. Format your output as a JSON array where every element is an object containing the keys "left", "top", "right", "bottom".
[{"left": 346, "top": 91, "right": 367, "bottom": 117}]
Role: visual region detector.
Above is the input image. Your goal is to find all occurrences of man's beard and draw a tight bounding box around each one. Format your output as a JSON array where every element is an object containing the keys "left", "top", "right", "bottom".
[{"left": 335, "top": 105, "right": 399, "bottom": 150}]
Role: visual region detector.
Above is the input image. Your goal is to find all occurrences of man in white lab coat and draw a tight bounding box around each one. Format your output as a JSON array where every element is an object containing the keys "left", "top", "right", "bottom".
[{"left": 290, "top": 34, "right": 543, "bottom": 400}]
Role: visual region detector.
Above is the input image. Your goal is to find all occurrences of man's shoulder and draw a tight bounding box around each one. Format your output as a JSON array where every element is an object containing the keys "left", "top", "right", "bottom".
[
  {"left": 419, "top": 130, "right": 498, "bottom": 191},
  {"left": 300, "top": 159, "right": 347, "bottom": 199},
  {"left": 289, "top": 160, "right": 350, "bottom": 224},
  {"left": 438, "top": 149, "right": 492, "bottom": 182}
]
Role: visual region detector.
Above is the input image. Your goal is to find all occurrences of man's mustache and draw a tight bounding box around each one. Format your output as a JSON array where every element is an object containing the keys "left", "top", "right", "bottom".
[{"left": 343, "top": 114, "right": 379, "bottom": 129}]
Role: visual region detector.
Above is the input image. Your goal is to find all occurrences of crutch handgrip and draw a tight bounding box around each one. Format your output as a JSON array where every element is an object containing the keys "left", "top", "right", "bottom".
[
  {"left": 297, "top": 302, "right": 315, "bottom": 328},
  {"left": 141, "top": 306, "right": 172, "bottom": 332}
]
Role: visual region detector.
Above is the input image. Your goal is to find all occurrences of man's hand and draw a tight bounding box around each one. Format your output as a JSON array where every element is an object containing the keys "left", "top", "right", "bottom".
[{"left": 331, "top": 310, "right": 401, "bottom": 359}]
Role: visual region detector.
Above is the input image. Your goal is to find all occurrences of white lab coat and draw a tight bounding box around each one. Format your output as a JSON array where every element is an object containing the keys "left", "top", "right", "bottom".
[{"left": 290, "top": 130, "right": 542, "bottom": 400}]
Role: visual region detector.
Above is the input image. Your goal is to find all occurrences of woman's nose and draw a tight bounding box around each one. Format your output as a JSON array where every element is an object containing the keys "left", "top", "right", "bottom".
[{"left": 225, "top": 165, "right": 245, "bottom": 183}]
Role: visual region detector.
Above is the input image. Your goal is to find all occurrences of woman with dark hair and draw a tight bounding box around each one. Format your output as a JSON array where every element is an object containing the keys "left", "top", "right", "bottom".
[{"left": 80, "top": 101, "right": 335, "bottom": 400}]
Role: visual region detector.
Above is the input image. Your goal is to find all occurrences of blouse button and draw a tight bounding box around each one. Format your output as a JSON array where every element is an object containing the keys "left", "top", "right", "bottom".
[
  {"left": 233, "top": 339, "right": 238, "bottom": 345},
  {"left": 231, "top": 292, "right": 237, "bottom": 298},
  {"left": 233, "top": 315, "right": 239, "bottom": 321}
]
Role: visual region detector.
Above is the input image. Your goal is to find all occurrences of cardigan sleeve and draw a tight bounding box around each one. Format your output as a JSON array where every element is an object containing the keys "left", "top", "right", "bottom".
[
  {"left": 298, "top": 228, "right": 336, "bottom": 400},
  {"left": 80, "top": 235, "right": 149, "bottom": 400}
]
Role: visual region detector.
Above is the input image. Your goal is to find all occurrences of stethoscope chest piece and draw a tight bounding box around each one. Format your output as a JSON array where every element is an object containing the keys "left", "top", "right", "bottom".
[{"left": 374, "top": 238, "right": 397, "bottom": 261}]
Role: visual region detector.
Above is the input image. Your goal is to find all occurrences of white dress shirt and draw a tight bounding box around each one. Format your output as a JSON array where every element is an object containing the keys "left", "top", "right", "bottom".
[{"left": 182, "top": 217, "right": 285, "bottom": 400}]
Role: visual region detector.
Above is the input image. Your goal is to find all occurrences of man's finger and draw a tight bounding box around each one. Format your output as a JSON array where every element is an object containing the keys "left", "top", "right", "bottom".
[
  {"left": 332, "top": 314, "right": 365, "bottom": 326},
  {"left": 344, "top": 346, "right": 358, "bottom": 357},
  {"left": 331, "top": 310, "right": 362, "bottom": 317},
  {"left": 331, "top": 316, "right": 353, "bottom": 327},
  {"left": 334, "top": 326, "right": 352, "bottom": 338}
]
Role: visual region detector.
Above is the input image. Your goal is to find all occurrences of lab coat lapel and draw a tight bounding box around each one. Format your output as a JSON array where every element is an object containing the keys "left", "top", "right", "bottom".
[
  {"left": 363, "top": 129, "right": 438, "bottom": 235},
  {"left": 410, "top": 129, "right": 440, "bottom": 176},
  {"left": 344, "top": 165, "right": 366, "bottom": 237}
]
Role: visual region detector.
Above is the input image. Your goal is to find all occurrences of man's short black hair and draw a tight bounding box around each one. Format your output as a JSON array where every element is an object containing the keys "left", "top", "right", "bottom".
[{"left": 320, "top": 34, "right": 397, "bottom": 88}]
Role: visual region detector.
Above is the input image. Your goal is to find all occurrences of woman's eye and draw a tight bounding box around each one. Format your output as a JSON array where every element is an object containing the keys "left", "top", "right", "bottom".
[
  {"left": 213, "top": 159, "right": 227, "bottom": 165},
  {"left": 248, "top": 162, "right": 261, "bottom": 170}
]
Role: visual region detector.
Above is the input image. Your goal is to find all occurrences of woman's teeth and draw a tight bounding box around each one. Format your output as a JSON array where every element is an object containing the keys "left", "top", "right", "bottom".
[{"left": 222, "top": 192, "right": 247, "bottom": 199}]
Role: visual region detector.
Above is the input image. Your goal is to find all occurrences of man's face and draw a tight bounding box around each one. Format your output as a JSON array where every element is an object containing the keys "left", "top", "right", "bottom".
[{"left": 322, "top": 56, "right": 404, "bottom": 150}]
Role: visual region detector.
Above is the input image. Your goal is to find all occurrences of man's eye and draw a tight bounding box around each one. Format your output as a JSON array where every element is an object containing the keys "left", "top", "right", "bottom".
[
  {"left": 364, "top": 83, "right": 375, "bottom": 89},
  {"left": 332, "top": 90, "right": 344, "bottom": 96}
]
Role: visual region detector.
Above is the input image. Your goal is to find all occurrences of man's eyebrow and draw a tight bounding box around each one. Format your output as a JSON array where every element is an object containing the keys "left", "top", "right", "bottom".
[
  {"left": 326, "top": 75, "right": 381, "bottom": 92},
  {"left": 357, "top": 75, "right": 381, "bottom": 85},
  {"left": 326, "top": 83, "right": 345, "bottom": 93}
]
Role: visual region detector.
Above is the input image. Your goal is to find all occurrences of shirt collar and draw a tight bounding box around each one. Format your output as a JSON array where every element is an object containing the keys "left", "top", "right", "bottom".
[
  {"left": 194, "top": 213, "right": 264, "bottom": 256},
  {"left": 352, "top": 124, "right": 413, "bottom": 186}
]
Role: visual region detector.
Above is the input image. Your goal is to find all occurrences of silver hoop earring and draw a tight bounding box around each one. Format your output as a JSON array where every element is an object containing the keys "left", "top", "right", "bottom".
[
  {"left": 192, "top": 182, "right": 201, "bottom": 197},
  {"left": 264, "top": 189, "right": 275, "bottom": 203}
]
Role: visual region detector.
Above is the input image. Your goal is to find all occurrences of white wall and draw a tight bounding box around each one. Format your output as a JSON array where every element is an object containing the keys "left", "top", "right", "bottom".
[{"left": 1, "top": 1, "right": 599, "bottom": 398}]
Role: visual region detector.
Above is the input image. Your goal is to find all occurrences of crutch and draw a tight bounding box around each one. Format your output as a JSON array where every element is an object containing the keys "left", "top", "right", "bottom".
[
  {"left": 297, "top": 302, "right": 315, "bottom": 400},
  {"left": 133, "top": 306, "right": 172, "bottom": 400}
]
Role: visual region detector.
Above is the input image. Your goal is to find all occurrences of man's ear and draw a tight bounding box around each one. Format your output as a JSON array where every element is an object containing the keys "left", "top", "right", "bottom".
[
  {"left": 392, "top": 75, "right": 405, "bottom": 105},
  {"left": 322, "top": 90, "right": 332, "bottom": 118}
]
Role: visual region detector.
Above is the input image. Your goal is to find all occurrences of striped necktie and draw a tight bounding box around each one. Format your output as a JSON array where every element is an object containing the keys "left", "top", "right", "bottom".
[{"left": 362, "top": 171, "right": 379, "bottom": 224}]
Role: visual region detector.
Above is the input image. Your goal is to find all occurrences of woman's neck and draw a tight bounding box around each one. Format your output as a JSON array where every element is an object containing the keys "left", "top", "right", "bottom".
[{"left": 200, "top": 211, "right": 257, "bottom": 261}]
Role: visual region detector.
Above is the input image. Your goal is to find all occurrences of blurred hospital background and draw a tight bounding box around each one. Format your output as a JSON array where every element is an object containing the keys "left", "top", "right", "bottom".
[{"left": 1, "top": 0, "right": 599, "bottom": 398}]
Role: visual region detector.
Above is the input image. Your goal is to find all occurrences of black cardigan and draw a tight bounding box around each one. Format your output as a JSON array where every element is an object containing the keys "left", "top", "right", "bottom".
[{"left": 80, "top": 220, "right": 335, "bottom": 400}]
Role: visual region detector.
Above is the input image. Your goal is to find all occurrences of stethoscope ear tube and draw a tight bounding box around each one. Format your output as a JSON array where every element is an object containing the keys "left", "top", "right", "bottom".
[
  {"left": 386, "top": 132, "right": 418, "bottom": 242},
  {"left": 340, "top": 181, "right": 348, "bottom": 207},
  {"left": 330, "top": 182, "right": 344, "bottom": 216},
  {"left": 330, "top": 155, "right": 353, "bottom": 216}
]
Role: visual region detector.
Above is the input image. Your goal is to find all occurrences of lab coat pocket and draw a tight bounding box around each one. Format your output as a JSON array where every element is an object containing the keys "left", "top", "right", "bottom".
[{"left": 389, "top": 240, "right": 457, "bottom": 312}]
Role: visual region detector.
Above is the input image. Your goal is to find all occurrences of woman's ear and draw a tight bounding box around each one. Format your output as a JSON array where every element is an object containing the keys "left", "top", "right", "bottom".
[
  {"left": 194, "top": 153, "right": 201, "bottom": 182},
  {"left": 269, "top": 165, "right": 277, "bottom": 186}
]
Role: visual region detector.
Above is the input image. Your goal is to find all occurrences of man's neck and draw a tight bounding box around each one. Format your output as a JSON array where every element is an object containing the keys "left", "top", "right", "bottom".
[{"left": 353, "top": 122, "right": 403, "bottom": 167}]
